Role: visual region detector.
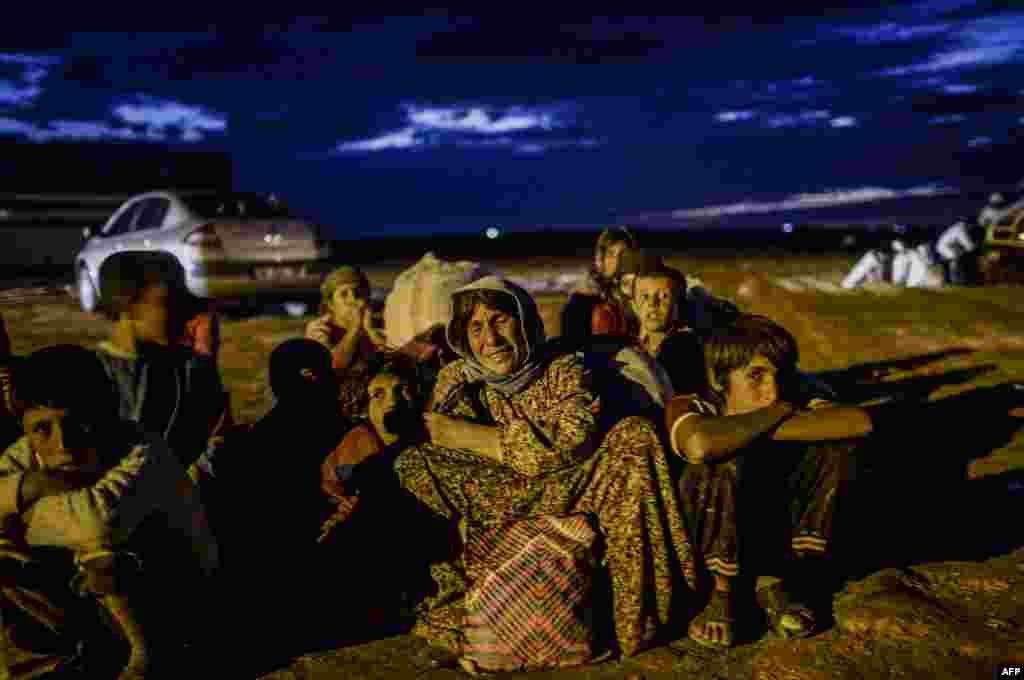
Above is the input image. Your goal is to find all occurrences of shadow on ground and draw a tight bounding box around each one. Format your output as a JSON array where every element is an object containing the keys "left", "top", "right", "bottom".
[{"left": 828, "top": 356, "right": 1024, "bottom": 581}]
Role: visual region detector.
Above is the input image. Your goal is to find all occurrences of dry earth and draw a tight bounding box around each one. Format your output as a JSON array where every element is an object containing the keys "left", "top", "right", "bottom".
[{"left": 2, "top": 252, "right": 1023, "bottom": 679}]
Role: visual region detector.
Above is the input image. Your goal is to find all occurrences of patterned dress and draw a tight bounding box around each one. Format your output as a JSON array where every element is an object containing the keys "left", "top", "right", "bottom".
[{"left": 395, "top": 352, "right": 696, "bottom": 658}]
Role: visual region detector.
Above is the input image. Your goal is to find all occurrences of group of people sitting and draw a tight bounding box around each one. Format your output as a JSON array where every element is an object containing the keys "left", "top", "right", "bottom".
[
  {"left": 0, "top": 228, "right": 890, "bottom": 678},
  {"left": 841, "top": 189, "right": 1019, "bottom": 291}
]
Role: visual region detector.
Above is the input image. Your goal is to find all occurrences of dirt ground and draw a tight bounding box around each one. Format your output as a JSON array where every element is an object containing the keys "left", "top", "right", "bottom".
[{"left": 2, "top": 252, "right": 1023, "bottom": 679}]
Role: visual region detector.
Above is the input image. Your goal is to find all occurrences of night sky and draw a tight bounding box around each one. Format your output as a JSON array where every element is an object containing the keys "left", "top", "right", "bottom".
[{"left": 1, "top": 4, "right": 1022, "bottom": 238}]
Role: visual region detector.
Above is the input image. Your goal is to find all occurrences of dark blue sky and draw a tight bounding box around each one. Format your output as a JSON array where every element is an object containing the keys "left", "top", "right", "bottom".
[{"left": 1, "top": 3, "right": 1022, "bottom": 238}]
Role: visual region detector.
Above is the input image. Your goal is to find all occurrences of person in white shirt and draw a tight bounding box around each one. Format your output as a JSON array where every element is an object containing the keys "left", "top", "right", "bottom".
[
  {"left": 978, "top": 193, "right": 1008, "bottom": 229},
  {"left": 842, "top": 249, "right": 890, "bottom": 289},
  {"left": 890, "top": 240, "right": 942, "bottom": 288},
  {"left": 935, "top": 220, "right": 978, "bottom": 285}
]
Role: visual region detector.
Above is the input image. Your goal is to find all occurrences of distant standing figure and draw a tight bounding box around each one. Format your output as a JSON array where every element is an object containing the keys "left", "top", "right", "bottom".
[
  {"left": 978, "top": 193, "right": 1008, "bottom": 229},
  {"left": 935, "top": 220, "right": 978, "bottom": 286}
]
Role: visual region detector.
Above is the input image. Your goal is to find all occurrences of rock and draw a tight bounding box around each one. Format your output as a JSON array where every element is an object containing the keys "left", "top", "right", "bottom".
[
  {"left": 829, "top": 558, "right": 1024, "bottom": 670},
  {"left": 383, "top": 252, "right": 490, "bottom": 350}
]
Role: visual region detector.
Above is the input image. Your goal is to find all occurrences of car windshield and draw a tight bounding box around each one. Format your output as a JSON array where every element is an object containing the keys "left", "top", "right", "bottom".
[{"left": 183, "top": 193, "right": 292, "bottom": 219}]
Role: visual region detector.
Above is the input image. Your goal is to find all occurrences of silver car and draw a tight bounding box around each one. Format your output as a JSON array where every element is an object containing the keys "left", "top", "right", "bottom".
[{"left": 75, "top": 190, "right": 331, "bottom": 312}]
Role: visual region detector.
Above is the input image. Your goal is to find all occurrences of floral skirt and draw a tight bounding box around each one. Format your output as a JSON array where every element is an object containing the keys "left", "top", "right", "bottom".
[{"left": 394, "top": 416, "right": 696, "bottom": 658}]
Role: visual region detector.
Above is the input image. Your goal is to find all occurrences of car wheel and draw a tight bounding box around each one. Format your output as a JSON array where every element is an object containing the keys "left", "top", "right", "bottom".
[{"left": 77, "top": 266, "right": 99, "bottom": 313}]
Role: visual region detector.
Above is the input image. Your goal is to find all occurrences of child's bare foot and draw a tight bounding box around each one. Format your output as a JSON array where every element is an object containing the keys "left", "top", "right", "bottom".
[{"left": 688, "top": 588, "right": 738, "bottom": 649}]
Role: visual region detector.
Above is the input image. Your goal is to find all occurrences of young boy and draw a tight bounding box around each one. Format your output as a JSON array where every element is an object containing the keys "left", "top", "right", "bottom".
[
  {"left": 626, "top": 254, "right": 708, "bottom": 395},
  {"left": 94, "top": 252, "right": 232, "bottom": 485},
  {"left": 665, "top": 314, "right": 872, "bottom": 648},
  {"left": 0, "top": 344, "right": 218, "bottom": 679}
]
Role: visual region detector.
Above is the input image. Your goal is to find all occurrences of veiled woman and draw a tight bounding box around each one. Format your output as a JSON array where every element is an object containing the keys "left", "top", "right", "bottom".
[{"left": 396, "top": 275, "right": 696, "bottom": 658}]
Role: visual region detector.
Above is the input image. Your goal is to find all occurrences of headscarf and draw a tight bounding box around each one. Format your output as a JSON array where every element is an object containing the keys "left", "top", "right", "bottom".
[
  {"left": 590, "top": 227, "right": 637, "bottom": 288},
  {"left": 319, "top": 265, "right": 370, "bottom": 316},
  {"left": 445, "top": 276, "right": 549, "bottom": 395}
]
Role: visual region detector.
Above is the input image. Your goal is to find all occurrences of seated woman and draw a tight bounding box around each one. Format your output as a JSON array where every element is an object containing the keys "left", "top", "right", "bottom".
[
  {"left": 213, "top": 339, "right": 349, "bottom": 651},
  {"left": 395, "top": 276, "right": 694, "bottom": 659},
  {"left": 560, "top": 227, "right": 638, "bottom": 341},
  {"left": 221, "top": 339, "right": 347, "bottom": 557},
  {"left": 306, "top": 266, "right": 388, "bottom": 420},
  {"left": 665, "top": 314, "right": 872, "bottom": 648}
]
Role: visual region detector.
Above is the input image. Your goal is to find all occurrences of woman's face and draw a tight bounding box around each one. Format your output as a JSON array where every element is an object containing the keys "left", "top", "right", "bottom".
[
  {"left": 330, "top": 282, "right": 368, "bottom": 323},
  {"left": 467, "top": 302, "right": 526, "bottom": 376}
]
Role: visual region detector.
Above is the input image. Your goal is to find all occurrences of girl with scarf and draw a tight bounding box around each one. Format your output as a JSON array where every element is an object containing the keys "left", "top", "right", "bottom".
[
  {"left": 395, "top": 276, "right": 696, "bottom": 659},
  {"left": 560, "top": 227, "right": 638, "bottom": 340}
]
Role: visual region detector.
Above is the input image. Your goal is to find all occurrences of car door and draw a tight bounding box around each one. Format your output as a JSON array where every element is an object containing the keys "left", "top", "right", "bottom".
[
  {"left": 86, "top": 199, "right": 145, "bottom": 271},
  {"left": 123, "top": 197, "right": 170, "bottom": 251}
]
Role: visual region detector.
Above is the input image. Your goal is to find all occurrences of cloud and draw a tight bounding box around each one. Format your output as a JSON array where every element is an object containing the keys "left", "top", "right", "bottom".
[
  {"left": 334, "top": 103, "right": 594, "bottom": 154},
  {"left": 0, "top": 52, "right": 60, "bottom": 107},
  {"left": 942, "top": 83, "right": 978, "bottom": 94},
  {"left": 879, "top": 13, "right": 1024, "bottom": 76},
  {"left": 836, "top": 22, "right": 951, "bottom": 44},
  {"left": 967, "top": 136, "right": 992, "bottom": 147},
  {"left": 0, "top": 81, "right": 41, "bottom": 107},
  {"left": 337, "top": 126, "right": 420, "bottom": 151},
  {"left": 929, "top": 114, "right": 967, "bottom": 124},
  {"left": 764, "top": 110, "right": 831, "bottom": 128},
  {"left": 669, "top": 184, "right": 958, "bottom": 220},
  {"left": 112, "top": 94, "right": 227, "bottom": 140},
  {"left": 0, "top": 93, "right": 223, "bottom": 143},
  {"left": 714, "top": 110, "right": 757, "bottom": 123},
  {"left": 715, "top": 108, "right": 858, "bottom": 130},
  {"left": 406, "top": 106, "right": 557, "bottom": 134},
  {"left": 0, "top": 117, "right": 152, "bottom": 142}
]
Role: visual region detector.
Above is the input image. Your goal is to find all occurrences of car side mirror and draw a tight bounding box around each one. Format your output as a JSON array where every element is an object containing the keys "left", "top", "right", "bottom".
[{"left": 82, "top": 226, "right": 94, "bottom": 240}]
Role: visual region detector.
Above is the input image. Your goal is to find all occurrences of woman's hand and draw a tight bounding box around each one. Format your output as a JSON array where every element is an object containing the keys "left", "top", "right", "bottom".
[
  {"left": 423, "top": 413, "right": 502, "bottom": 461},
  {"left": 306, "top": 315, "right": 333, "bottom": 346}
]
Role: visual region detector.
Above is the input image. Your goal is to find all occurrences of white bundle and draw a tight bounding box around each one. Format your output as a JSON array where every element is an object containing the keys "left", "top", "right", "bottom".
[{"left": 384, "top": 252, "right": 491, "bottom": 349}]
